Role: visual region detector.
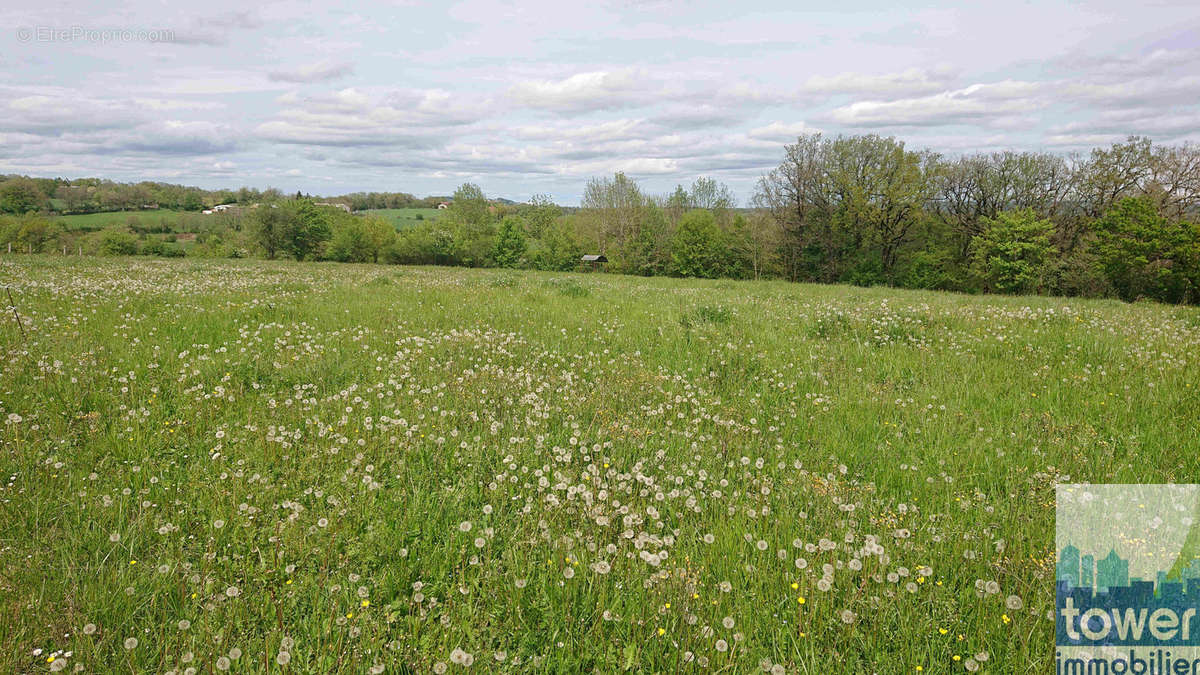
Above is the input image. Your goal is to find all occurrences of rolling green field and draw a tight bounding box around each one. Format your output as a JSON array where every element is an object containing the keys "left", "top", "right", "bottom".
[
  {"left": 54, "top": 210, "right": 195, "bottom": 231},
  {"left": 362, "top": 208, "right": 445, "bottom": 229},
  {"left": 1, "top": 257, "right": 1198, "bottom": 673}
]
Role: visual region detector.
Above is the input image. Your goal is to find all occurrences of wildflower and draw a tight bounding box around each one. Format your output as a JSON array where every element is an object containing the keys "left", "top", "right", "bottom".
[
  {"left": 123, "top": 638, "right": 138, "bottom": 650},
  {"left": 82, "top": 623, "right": 97, "bottom": 635},
  {"left": 178, "top": 619, "right": 191, "bottom": 630},
  {"left": 216, "top": 657, "right": 231, "bottom": 671},
  {"left": 715, "top": 639, "right": 728, "bottom": 652},
  {"left": 1006, "top": 594, "right": 1024, "bottom": 610},
  {"left": 276, "top": 652, "right": 291, "bottom": 665}
]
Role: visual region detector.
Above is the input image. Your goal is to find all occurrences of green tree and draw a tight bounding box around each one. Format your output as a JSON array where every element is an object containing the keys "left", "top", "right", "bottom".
[
  {"left": 670, "top": 209, "right": 728, "bottom": 279},
  {"left": 1092, "top": 197, "right": 1199, "bottom": 303},
  {"left": 248, "top": 205, "right": 288, "bottom": 259},
  {"left": 492, "top": 217, "right": 527, "bottom": 268},
  {"left": 98, "top": 228, "right": 139, "bottom": 256},
  {"left": 182, "top": 192, "right": 204, "bottom": 211},
  {"left": 521, "top": 195, "right": 561, "bottom": 238},
  {"left": 619, "top": 204, "right": 670, "bottom": 276},
  {"left": 0, "top": 178, "right": 47, "bottom": 214},
  {"left": 449, "top": 183, "right": 491, "bottom": 229},
  {"left": 581, "top": 172, "right": 645, "bottom": 254},
  {"left": 530, "top": 219, "right": 581, "bottom": 271},
  {"left": 970, "top": 209, "right": 1056, "bottom": 295},
  {"left": 326, "top": 219, "right": 375, "bottom": 263},
  {"left": 282, "top": 200, "right": 332, "bottom": 261},
  {"left": 363, "top": 217, "right": 396, "bottom": 263},
  {"left": 15, "top": 215, "right": 64, "bottom": 253}
]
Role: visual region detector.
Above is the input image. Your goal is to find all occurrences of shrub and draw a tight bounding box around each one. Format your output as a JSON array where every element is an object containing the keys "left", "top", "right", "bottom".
[
  {"left": 970, "top": 209, "right": 1056, "bottom": 295},
  {"left": 98, "top": 228, "right": 139, "bottom": 256}
]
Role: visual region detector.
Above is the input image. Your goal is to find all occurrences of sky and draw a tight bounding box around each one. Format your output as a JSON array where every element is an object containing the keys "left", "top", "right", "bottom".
[{"left": 2, "top": 0, "right": 1199, "bottom": 204}]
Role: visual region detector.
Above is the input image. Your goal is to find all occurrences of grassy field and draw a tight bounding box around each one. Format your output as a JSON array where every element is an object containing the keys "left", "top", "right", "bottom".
[
  {"left": 1, "top": 257, "right": 1198, "bottom": 673},
  {"left": 54, "top": 210, "right": 195, "bottom": 231},
  {"left": 362, "top": 208, "right": 445, "bottom": 229}
]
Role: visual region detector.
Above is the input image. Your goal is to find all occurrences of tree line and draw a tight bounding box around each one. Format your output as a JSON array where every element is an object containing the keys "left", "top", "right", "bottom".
[
  {"left": 0, "top": 175, "right": 447, "bottom": 215},
  {"left": 753, "top": 134, "right": 1199, "bottom": 303},
  {"left": 2, "top": 134, "right": 1197, "bottom": 303}
]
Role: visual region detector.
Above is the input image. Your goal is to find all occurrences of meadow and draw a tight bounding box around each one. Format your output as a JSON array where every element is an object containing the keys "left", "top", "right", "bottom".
[
  {"left": 54, "top": 210, "right": 194, "bottom": 232},
  {"left": 1, "top": 256, "right": 1197, "bottom": 673},
  {"left": 362, "top": 209, "right": 445, "bottom": 230}
]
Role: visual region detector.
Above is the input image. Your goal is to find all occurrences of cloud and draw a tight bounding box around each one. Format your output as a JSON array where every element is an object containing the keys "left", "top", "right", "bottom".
[
  {"left": 255, "top": 87, "right": 486, "bottom": 148},
  {"left": 746, "top": 121, "right": 822, "bottom": 142},
  {"left": 133, "top": 98, "right": 226, "bottom": 111},
  {"left": 802, "top": 67, "right": 957, "bottom": 98},
  {"left": 1061, "top": 76, "right": 1200, "bottom": 109},
  {"left": 166, "top": 10, "right": 264, "bottom": 46},
  {"left": 269, "top": 60, "right": 356, "bottom": 83},
  {"left": 109, "top": 120, "right": 239, "bottom": 155},
  {"left": 829, "top": 80, "right": 1045, "bottom": 127},
  {"left": 509, "top": 69, "right": 660, "bottom": 112},
  {"left": 1055, "top": 48, "right": 1200, "bottom": 79},
  {"left": 1049, "top": 108, "right": 1200, "bottom": 140},
  {"left": 647, "top": 106, "right": 746, "bottom": 131},
  {"left": 511, "top": 119, "right": 648, "bottom": 143},
  {"left": 1, "top": 92, "right": 143, "bottom": 134}
]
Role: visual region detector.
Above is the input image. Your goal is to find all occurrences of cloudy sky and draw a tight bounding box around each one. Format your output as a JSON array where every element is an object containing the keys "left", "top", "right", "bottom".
[{"left": 3, "top": 0, "right": 1199, "bottom": 203}]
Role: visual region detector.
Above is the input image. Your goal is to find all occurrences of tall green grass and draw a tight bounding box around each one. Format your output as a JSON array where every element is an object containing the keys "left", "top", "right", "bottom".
[{"left": 0, "top": 257, "right": 1196, "bottom": 673}]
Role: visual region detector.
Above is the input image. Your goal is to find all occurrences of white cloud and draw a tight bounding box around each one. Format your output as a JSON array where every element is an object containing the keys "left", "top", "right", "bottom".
[
  {"left": 747, "top": 121, "right": 822, "bottom": 142},
  {"left": 829, "top": 81, "right": 1045, "bottom": 127},
  {"left": 509, "top": 70, "right": 660, "bottom": 112},
  {"left": 802, "top": 67, "right": 957, "bottom": 97},
  {"left": 269, "top": 60, "right": 355, "bottom": 83}
]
